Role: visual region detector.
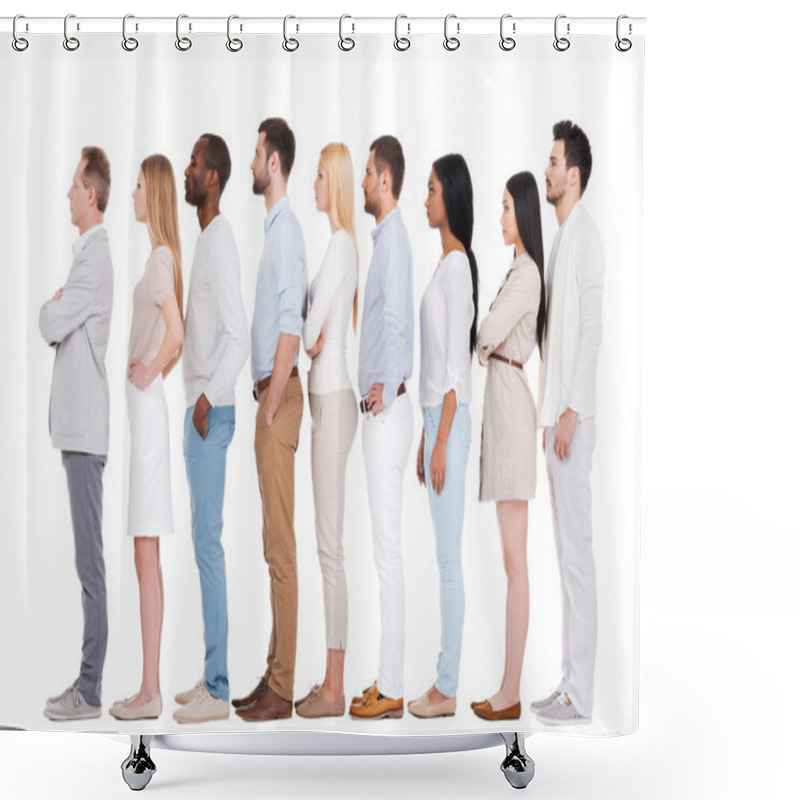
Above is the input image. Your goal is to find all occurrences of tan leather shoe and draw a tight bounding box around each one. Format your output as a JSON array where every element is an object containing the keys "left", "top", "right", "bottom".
[
  {"left": 295, "top": 685, "right": 345, "bottom": 718},
  {"left": 236, "top": 684, "right": 292, "bottom": 721},
  {"left": 408, "top": 691, "right": 456, "bottom": 719},
  {"left": 472, "top": 699, "right": 521, "bottom": 721},
  {"left": 175, "top": 678, "right": 204, "bottom": 705},
  {"left": 232, "top": 675, "right": 269, "bottom": 709},
  {"left": 173, "top": 686, "right": 230, "bottom": 723},
  {"left": 349, "top": 681, "right": 403, "bottom": 720}
]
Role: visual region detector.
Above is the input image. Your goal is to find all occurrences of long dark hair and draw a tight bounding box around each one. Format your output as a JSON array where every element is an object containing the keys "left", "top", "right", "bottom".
[
  {"left": 506, "top": 171, "right": 547, "bottom": 356},
  {"left": 432, "top": 153, "right": 479, "bottom": 356}
]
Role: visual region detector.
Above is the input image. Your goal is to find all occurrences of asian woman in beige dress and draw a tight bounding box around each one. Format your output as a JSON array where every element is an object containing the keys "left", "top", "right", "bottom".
[
  {"left": 472, "top": 171, "right": 546, "bottom": 721},
  {"left": 111, "top": 154, "right": 183, "bottom": 720}
]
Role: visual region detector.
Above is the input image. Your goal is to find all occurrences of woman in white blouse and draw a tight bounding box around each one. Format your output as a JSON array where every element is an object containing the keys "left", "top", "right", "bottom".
[
  {"left": 295, "top": 143, "right": 359, "bottom": 718},
  {"left": 409, "top": 154, "right": 479, "bottom": 719},
  {"left": 111, "top": 154, "right": 184, "bottom": 721},
  {"left": 471, "top": 171, "right": 547, "bottom": 722}
]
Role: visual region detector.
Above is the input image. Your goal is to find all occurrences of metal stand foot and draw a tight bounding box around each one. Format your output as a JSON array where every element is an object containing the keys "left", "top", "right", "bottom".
[
  {"left": 121, "top": 735, "right": 156, "bottom": 791},
  {"left": 500, "top": 732, "right": 535, "bottom": 789}
]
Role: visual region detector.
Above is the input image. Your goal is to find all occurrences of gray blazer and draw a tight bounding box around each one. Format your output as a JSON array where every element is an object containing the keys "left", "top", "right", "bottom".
[{"left": 39, "top": 226, "right": 113, "bottom": 455}]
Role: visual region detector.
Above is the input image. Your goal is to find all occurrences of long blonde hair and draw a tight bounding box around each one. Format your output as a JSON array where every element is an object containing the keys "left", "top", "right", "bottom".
[
  {"left": 320, "top": 142, "right": 358, "bottom": 331},
  {"left": 141, "top": 154, "right": 183, "bottom": 322}
]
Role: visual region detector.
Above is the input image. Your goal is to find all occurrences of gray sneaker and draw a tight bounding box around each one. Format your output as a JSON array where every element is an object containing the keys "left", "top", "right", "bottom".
[
  {"left": 536, "top": 693, "right": 590, "bottom": 726},
  {"left": 529, "top": 689, "right": 562, "bottom": 711},
  {"left": 44, "top": 683, "right": 101, "bottom": 721},
  {"left": 46, "top": 679, "right": 79, "bottom": 708}
]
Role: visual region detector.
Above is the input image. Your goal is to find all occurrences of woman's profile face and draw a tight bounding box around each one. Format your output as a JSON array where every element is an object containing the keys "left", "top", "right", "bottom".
[
  {"left": 501, "top": 187, "right": 519, "bottom": 248},
  {"left": 425, "top": 169, "right": 447, "bottom": 230},
  {"left": 132, "top": 169, "right": 147, "bottom": 223},
  {"left": 314, "top": 159, "right": 330, "bottom": 213}
]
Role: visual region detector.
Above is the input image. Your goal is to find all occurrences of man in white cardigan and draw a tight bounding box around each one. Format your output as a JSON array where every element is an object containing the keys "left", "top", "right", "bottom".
[{"left": 535, "top": 121, "right": 604, "bottom": 725}]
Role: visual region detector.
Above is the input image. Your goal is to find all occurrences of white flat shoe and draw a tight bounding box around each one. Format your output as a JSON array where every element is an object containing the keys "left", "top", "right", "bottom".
[{"left": 109, "top": 694, "right": 162, "bottom": 720}]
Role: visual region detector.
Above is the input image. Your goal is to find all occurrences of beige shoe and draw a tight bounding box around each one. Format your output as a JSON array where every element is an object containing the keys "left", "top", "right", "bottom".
[
  {"left": 175, "top": 678, "right": 204, "bottom": 706},
  {"left": 173, "top": 686, "right": 230, "bottom": 724},
  {"left": 408, "top": 691, "right": 456, "bottom": 719},
  {"left": 295, "top": 685, "right": 345, "bottom": 718},
  {"left": 109, "top": 694, "right": 162, "bottom": 721}
]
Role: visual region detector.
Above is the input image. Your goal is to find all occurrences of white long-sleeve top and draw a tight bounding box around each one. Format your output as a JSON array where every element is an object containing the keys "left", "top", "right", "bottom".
[
  {"left": 419, "top": 249, "right": 474, "bottom": 407},
  {"left": 182, "top": 214, "right": 250, "bottom": 408},
  {"left": 302, "top": 229, "right": 358, "bottom": 395},
  {"left": 538, "top": 200, "right": 604, "bottom": 427}
]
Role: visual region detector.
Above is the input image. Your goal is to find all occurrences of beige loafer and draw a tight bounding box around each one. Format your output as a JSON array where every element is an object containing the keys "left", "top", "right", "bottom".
[{"left": 408, "top": 691, "right": 456, "bottom": 719}]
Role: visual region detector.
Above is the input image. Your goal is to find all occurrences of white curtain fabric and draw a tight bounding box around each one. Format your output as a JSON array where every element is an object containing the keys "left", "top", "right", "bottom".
[{"left": 0, "top": 30, "right": 643, "bottom": 735}]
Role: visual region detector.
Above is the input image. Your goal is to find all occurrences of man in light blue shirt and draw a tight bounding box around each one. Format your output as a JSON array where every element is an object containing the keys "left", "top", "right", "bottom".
[
  {"left": 350, "top": 135, "right": 414, "bottom": 720},
  {"left": 235, "top": 118, "right": 307, "bottom": 723}
]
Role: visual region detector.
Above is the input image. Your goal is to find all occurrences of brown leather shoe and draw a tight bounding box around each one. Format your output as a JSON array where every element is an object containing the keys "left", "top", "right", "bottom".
[
  {"left": 232, "top": 675, "right": 269, "bottom": 709},
  {"left": 349, "top": 681, "right": 403, "bottom": 720},
  {"left": 472, "top": 699, "right": 521, "bottom": 721},
  {"left": 236, "top": 684, "right": 292, "bottom": 722}
]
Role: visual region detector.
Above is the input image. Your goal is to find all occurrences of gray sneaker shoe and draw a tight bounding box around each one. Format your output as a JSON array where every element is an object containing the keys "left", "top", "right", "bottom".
[
  {"left": 536, "top": 693, "right": 590, "bottom": 726},
  {"left": 529, "top": 689, "right": 562, "bottom": 711},
  {"left": 44, "top": 683, "right": 101, "bottom": 721},
  {"left": 46, "top": 679, "right": 79, "bottom": 708}
]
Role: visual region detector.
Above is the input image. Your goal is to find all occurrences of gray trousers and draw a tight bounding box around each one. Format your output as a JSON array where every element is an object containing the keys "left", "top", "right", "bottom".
[{"left": 62, "top": 451, "right": 108, "bottom": 707}]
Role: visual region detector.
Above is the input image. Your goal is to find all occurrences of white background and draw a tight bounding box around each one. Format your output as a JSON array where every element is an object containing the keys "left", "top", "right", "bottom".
[{"left": 1, "top": 1, "right": 798, "bottom": 799}]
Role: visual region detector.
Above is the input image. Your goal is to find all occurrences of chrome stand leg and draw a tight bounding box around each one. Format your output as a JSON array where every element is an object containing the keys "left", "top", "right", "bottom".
[
  {"left": 121, "top": 735, "right": 156, "bottom": 791},
  {"left": 500, "top": 732, "right": 535, "bottom": 789}
]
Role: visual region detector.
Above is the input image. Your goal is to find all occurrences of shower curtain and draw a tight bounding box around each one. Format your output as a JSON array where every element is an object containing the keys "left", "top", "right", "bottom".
[{"left": 0, "top": 18, "right": 643, "bottom": 737}]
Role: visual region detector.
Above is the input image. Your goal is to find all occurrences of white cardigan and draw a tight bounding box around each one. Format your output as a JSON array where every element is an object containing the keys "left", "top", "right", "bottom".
[{"left": 538, "top": 201, "right": 604, "bottom": 427}]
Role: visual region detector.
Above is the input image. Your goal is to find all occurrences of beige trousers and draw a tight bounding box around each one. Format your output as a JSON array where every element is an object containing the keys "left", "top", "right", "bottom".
[
  {"left": 254, "top": 375, "right": 303, "bottom": 702},
  {"left": 309, "top": 388, "right": 358, "bottom": 650}
]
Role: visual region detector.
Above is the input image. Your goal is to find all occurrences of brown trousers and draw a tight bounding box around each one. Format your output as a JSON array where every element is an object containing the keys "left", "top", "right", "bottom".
[{"left": 254, "top": 375, "right": 303, "bottom": 702}]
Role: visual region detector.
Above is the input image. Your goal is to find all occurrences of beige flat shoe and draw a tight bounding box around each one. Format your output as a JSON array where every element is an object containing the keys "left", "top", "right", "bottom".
[
  {"left": 295, "top": 685, "right": 345, "bottom": 718},
  {"left": 408, "top": 691, "right": 456, "bottom": 719},
  {"left": 109, "top": 694, "right": 162, "bottom": 721}
]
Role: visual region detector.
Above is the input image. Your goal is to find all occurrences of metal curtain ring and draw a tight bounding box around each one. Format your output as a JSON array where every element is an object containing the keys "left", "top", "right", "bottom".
[
  {"left": 553, "top": 14, "right": 570, "bottom": 52},
  {"left": 122, "top": 14, "right": 139, "bottom": 51},
  {"left": 443, "top": 14, "right": 460, "bottom": 51},
  {"left": 615, "top": 14, "right": 632, "bottom": 52},
  {"left": 283, "top": 15, "right": 299, "bottom": 52},
  {"left": 394, "top": 15, "right": 410, "bottom": 51},
  {"left": 338, "top": 14, "right": 355, "bottom": 51},
  {"left": 176, "top": 14, "right": 192, "bottom": 51},
  {"left": 63, "top": 13, "right": 80, "bottom": 51},
  {"left": 12, "top": 15, "right": 29, "bottom": 52},
  {"left": 227, "top": 15, "right": 243, "bottom": 52},
  {"left": 499, "top": 13, "right": 516, "bottom": 51}
]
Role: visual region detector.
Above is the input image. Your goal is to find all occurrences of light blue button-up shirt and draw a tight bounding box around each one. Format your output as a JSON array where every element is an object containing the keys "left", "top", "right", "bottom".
[
  {"left": 358, "top": 207, "right": 414, "bottom": 406},
  {"left": 250, "top": 196, "right": 307, "bottom": 382}
]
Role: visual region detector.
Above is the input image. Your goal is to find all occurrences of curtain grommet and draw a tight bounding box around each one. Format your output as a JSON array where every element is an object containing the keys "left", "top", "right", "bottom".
[
  {"left": 338, "top": 14, "right": 355, "bottom": 51},
  {"left": 282, "top": 15, "right": 299, "bottom": 52},
  {"left": 12, "top": 15, "right": 29, "bottom": 52},
  {"left": 63, "top": 13, "right": 80, "bottom": 52},
  {"left": 443, "top": 14, "right": 460, "bottom": 52},
  {"left": 394, "top": 15, "right": 411, "bottom": 51},
  {"left": 553, "top": 14, "right": 570, "bottom": 52},
  {"left": 226, "top": 15, "right": 243, "bottom": 52},
  {"left": 499, "top": 14, "right": 516, "bottom": 51},
  {"left": 176, "top": 14, "right": 192, "bottom": 51},
  {"left": 121, "top": 14, "right": 139, "bottom": 52}
]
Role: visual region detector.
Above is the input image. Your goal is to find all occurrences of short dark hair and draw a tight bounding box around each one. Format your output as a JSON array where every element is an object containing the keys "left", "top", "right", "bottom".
[
  {"left": 370, "top": 135, "right": 405, "bottom": 199},
  {"left": 199, "top": 133, "right": 232, "bottom": 195},
  {"left": 258, "top": 118, "right": 296, "bottom": 178},
  {"left": 552, "top": 120, "right": 593, "bottom": 195},
  {"left": 80, "top": 146, "right": 111, "bottom": 213}
]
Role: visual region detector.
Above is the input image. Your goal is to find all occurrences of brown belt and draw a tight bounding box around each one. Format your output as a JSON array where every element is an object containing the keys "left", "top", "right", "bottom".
[
  {"left": 489, "top": 352, "right": 524, "bottom": 370},
  {"left": 360, "top": 382, "right": 406, "bottom": 414},
  {"left": 253, "top": 366, "right": 299, "bottom": 400}
]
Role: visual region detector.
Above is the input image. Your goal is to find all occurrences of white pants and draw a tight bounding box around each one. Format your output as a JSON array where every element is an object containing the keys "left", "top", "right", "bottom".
[
  {"left": 361, "top": 392, "right": 413, "bottom": 700},
  {"left": 545, "top": 418, "right": 597, "bottom": 716}
]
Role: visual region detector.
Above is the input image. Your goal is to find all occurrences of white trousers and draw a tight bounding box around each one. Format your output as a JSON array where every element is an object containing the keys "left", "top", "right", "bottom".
[
  {"left": 545, "top": 418, "right": 597, "bottom": 717},
  {"left": 361, "top": 392, "right": 413, "bottom": 700}
]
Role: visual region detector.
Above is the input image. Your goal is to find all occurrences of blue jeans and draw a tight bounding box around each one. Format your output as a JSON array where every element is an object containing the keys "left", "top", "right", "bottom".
[
  {"left": 183, "top": 404, "right": 235, "bottom": 700},
  {"left": 423, "top": 403, "right": 471, "bottom": 697}
]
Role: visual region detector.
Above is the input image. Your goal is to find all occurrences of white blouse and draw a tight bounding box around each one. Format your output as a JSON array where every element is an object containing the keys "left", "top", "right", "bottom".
[
  {"left": 302, "top": 229, "right": 358, "bottom": 395},
  {"left": 419, "top": 249, "right": 474, "bottom": 407}
]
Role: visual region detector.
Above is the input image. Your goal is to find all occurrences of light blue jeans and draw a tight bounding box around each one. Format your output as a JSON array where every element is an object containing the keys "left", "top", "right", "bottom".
[
  {"left": 183, "top": 405, "right": 235, "bottom": 700},
  {"left": 422, "top": 403, "right": 471, "bottom": 698}
]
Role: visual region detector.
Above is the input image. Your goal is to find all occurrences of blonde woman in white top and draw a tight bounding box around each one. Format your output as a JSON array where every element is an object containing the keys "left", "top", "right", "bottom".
[
  {"left": 296, "top": 143, "right": 359, "bottom": 718},
  {"left": 409, "top": 154, "right": 479, "bottom": 719}
]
